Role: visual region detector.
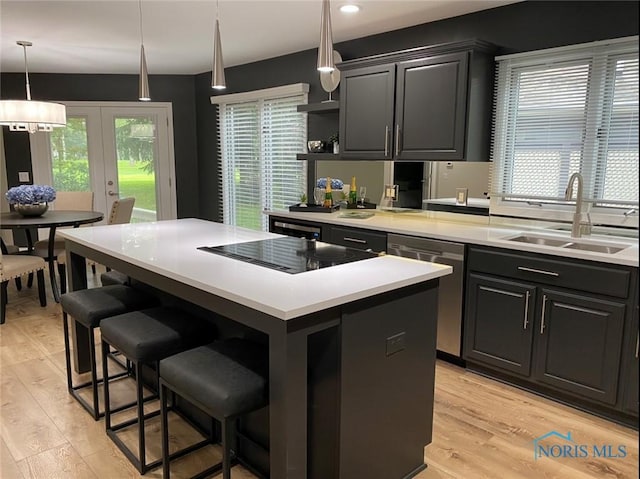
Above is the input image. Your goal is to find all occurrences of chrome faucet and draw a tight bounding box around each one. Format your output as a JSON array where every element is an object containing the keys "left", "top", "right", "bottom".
[{"left": 564, "top": 172, "right": 591, "bottom": 238}]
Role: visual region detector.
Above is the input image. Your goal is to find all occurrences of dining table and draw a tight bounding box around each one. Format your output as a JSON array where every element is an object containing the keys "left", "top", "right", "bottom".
[{"left": 0, "top": 210, "right": 104, "bottom": 302}]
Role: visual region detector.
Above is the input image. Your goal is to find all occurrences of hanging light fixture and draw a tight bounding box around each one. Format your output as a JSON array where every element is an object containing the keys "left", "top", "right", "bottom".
[
  {"left": 138, "top": 0, "right": 151, "bottom": 101},
  {"left": 0, "top": 41, "right": 66, "bottom": 133},
  {"left": 211, "top": 0, "right": 226, "bottom": 90},
  {"left": 317, "top": 0, "right": 335, "bottom": 72}
]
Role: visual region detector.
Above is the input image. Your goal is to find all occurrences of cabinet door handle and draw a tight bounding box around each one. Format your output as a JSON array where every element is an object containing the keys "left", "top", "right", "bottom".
[
  {"left": 636, "top": 331, "right": 638, "bottom": 359},
  {"left": 518, "top": 266, "right": 560, "bottom": 277},
  {"left": 540, "top": 294, "right": 548, "bottom": 334},
  {"left": 343, "top": 237, "right": 367, "bottom": 244},
  {"left": 523, "top": 291, "right": 530, "bottom": 330},
  {"left": 395, "top": 124, "right": 401, "bottom": 156},
  {"left": 384, "top": 125, "right": 389, "bottom": 156}
]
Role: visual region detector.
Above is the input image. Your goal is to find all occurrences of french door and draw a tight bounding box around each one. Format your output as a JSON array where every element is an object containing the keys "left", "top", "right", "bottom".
[{"left": 31, "top": 102, "right": 176, "bottom": 224}]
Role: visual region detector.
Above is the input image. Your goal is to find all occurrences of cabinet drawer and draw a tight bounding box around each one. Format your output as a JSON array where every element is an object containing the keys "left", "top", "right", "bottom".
[
  {"left": 330, "top": 226, "right": 387, "bottom": 252},
  {"left": 467, "top": 247, "right": 631, "bottom": 299}
]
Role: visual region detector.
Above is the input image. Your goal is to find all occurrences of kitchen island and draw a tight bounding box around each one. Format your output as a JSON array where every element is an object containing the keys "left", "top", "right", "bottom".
[{"left": 59, "top": 219, "right": 451, "bottom": 479}]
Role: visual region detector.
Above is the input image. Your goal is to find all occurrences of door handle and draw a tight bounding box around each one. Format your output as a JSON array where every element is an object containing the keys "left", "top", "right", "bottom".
[
  {"left": 395, "top": 124, "right": 401, "bottom": 156},
  {"left": 384, "top": 125, "right": 390, "bottom": 157},
  {"left": 108, "top": 190, "right": 119, "bottom": 196},
  {"left": 540, "top": 294, "right": 548, "bottom": 334},
  {"left": 523, "top": 291, "right": 530, "bottom": 330}
]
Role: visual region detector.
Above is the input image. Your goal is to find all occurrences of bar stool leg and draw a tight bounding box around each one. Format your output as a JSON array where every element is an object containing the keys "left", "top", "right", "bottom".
[
  {"left": 222, "top": 418, "right": 233, "bottom": 479},
  {"left": 136, "top": 362, "right": 146, "bottom": 474},
  {"left": 160, "top": 382, "right": 170, "bottom": 479},
  {"left": 102, "top": 339, "right": 112, "bottom": 431},
  {"left": 63, "top": 313, "right": 74, "bottom": 391}
]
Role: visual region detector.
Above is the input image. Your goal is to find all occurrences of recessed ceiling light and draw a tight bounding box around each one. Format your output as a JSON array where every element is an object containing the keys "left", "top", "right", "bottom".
[{"left": 340, "top": 4, "right": 361, "bottom": 14}]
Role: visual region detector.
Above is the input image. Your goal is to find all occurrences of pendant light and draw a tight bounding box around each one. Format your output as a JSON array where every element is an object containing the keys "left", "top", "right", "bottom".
[
  {"left": 138, "top": 0, "right": 151, "bottom": 101},
  {"left": 0, "top": 41, "right": 66, "bottom": 133},
  {"left": 211, "top": 0, "right": 226, "bottom": 90},
  {"left": 317, "top": 0, "right": 335, "bottom": 72}
]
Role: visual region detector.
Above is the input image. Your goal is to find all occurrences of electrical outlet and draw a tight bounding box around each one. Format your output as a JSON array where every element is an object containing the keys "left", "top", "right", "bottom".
[
  {"left": 18, "top": 171, "right": 30, "bottom": 182},
  {"left": 386, "top": 332, "right": 406, "bottom": 357}
]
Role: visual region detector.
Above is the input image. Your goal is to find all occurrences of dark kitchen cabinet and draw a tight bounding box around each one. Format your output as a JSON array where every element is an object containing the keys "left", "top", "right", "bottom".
[
  {"left": 464, "top": 273, "right": 536, "bottom": 376},
  {"left": 339, "top": 40, "right": 495, "bottom": 162},
  {"left": 464, "top": 245, "right": 637, "bottom": 423},
  {"left": 329, "top": 225, "right": 387, "bottom": 253},
  {"left": 533, "top": 289, "right": 625, "bottom": 405},
  {"left": 339, "top": 65, "right": 395, "bottom": 159},
  {"left": 622, "top": 301, "right": 639, "bottom": 415}
]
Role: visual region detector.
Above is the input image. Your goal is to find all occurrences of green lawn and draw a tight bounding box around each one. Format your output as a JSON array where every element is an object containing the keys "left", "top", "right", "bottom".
[{"left": 117, "top": 161, "right": 156, "bottom": 211}]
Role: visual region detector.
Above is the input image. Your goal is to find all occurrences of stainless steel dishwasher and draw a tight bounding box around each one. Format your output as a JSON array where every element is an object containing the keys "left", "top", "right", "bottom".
[{"left": 387, "top": 234, "right": 465, "bottom": 358}]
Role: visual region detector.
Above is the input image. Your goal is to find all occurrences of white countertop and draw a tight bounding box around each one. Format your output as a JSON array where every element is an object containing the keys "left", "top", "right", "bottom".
[
  {"left": 59, "top": 219, "right": 452, "bottom": 320},
  {"left": 267, "top": 210, "right": 639, "bottom": 267}
]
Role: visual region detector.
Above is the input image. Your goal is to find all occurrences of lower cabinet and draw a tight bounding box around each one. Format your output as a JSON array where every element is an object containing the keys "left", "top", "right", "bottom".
[
  {"left": 464, "top": 273, "right": 536, "bottom": 376},
  {"left": 464, "top": 246, "right": 637, "bottom": 420},
  {"left": 329, "top": 225, "right": 387, "bottom": 253},
  {"left": 622, "top": 304, "right": 639, "bottom": 415},
  {"left": 533, "top": 289, "right": 625, "bottom": 405}
]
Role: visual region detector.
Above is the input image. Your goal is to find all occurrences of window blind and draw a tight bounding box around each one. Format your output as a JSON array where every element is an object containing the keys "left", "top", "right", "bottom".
[
  {"left": 217, "top": 90, "right": 307, "bottom": 231},
  {"left": 491, "top": 37, "right": 638, "bottom": 219}
]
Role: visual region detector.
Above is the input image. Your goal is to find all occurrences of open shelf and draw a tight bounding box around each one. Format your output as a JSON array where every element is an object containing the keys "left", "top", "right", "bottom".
[
  {"left": 297, "top": 153, "right": 341, "bottom": 161},
  {"left": 297, "top": 101, "right": 339, "bottom": 113}
]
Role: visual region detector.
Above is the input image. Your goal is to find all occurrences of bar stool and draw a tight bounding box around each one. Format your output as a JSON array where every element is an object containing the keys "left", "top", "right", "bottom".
[
  {"left": 100, "top": 270, "right": 130, "bottom": 286},
  {"left": 100, "top": 307, "right": 216, "bottom": 474},
  {"left": 159, "top": 338, "right": 269, "bottom": 479},
  {"left": 60, "top": 285, "right": 158, "bottom": 420}
]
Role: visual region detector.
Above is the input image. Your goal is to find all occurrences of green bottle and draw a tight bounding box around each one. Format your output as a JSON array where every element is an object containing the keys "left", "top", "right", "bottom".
[{"left": 349, "top": 176, "right": 358, "bottom": 205}]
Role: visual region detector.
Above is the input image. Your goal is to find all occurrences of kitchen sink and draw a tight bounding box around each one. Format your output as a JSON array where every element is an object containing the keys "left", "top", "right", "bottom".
[
  {"left": 507, "top": 235, "right": 573, "bottom": 248},
  {"left": 563, "top": 242, "right": 627, "bottom": 254},
  {"left": 505, "top": 234, "right": 629, "bottom": 254}
]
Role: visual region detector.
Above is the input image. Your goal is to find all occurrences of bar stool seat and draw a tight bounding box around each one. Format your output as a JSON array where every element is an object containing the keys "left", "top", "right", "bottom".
[
  {"left": 159, "top": 338, "right": 268, "bottom": 479},
  {"left": 100, "top": 270, "right": 129, "bottom": 286},
  {"left": 100, "top": 307, "right": 216, "bottom": 474},
  {"left": 60, "top": 285, "right": 158, "bottom": 420}
]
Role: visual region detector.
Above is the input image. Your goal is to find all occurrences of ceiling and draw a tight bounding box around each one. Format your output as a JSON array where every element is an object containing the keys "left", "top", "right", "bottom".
[{"left": 1, "top": 0, "right": 519, "bottom": 75}]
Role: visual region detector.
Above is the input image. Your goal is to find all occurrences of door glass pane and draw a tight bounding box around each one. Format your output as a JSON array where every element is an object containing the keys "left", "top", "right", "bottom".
[
  {"left": 50, "top": 117, "right": 91, "bottom": 192},
  {"left": 114, "top": 116, "right": 157, "bottom": 222}
]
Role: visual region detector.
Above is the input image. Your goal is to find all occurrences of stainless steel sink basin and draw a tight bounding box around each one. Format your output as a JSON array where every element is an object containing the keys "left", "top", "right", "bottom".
[
  {"left": 563, "top": 242, "right": 627, "bottom": 254},
  {"left": 505, "top": 234, "right": 629, "bottom": 254},
  {"left": 507, "top": 235, "right": 573, "bottom": 248}
]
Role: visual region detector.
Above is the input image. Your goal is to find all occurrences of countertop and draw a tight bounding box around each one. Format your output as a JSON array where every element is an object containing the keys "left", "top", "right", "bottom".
[
  {"left": 58, "top": 218, "right": 452, "bottom": 320},
  {"left": 266, "top": 210, "right": 639, "bottom": 267}
]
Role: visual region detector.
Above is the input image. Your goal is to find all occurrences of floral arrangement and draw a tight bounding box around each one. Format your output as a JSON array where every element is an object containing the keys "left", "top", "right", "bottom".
[
  {"left": 5, "top": 184, "right": 56, "bottom": 205},
  {"left": 316, "top": 177, "right": 344, "bottom": 189}
]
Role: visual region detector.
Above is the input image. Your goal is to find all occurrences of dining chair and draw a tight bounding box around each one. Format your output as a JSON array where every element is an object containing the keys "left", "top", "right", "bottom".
[
  {"left": 1, "top": 249, "right": 47, "bottom": 325},
  {"left": 33, "top": 191, "right": 94, "bottom": 293},
  {"left": 1, "top": 230, "right": 25, "bottom": 290},
  {"left": 58, "top": 197, "right": 135, "bottom": 282}
]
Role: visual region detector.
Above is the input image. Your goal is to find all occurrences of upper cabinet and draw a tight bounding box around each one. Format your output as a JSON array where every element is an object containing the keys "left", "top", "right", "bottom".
[{"left": 339, "top": 40, "right": 496, "bottom": 161}]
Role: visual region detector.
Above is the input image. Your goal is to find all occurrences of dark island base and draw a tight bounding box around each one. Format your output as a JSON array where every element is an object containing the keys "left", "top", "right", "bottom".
[{"left": 66, "top": 242, "right": 440, "bottom": 478}]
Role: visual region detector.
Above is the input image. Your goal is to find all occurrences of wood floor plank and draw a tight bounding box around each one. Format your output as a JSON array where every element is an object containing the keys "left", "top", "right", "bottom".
[
  {"left": 0, "top": 366, "right": 68, "bottom": 462},
  {"left": 1, "top": 437, "right": 25, "bottom": 479},
  {"left": 16, "top": 443, "right": 96, "bottom": 479}
]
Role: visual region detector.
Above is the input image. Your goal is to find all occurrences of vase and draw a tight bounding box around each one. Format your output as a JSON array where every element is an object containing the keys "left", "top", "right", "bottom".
[{"left": 14, "top": 202, "right": 49, "bottom": 217}]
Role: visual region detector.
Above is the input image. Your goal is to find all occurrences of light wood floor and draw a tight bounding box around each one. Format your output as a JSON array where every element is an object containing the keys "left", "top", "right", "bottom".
[{"left": 1, "top": 267, "right": 638, "bottom": 479}]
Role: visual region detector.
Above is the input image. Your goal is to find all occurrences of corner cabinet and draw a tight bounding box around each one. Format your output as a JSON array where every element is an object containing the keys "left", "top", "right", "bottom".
[
  {"left": 338, "top": 40, "right": 495, "bottom": 161},
  {"left": 464, "top": 245, "right": 638, "bottom": 424}
]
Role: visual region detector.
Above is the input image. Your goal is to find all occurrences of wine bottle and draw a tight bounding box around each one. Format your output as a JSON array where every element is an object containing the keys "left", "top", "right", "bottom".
[
  {"left": 349, "top": 176, "right": 358, "bottom": 205},
  {"left": 323, "top": 177, "right": 333, "bottom": 208}
]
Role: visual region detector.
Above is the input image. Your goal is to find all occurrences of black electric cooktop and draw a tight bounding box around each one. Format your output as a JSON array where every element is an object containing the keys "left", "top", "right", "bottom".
[{"left": 198, "top": 236, "right": 378, "bottom": 274}]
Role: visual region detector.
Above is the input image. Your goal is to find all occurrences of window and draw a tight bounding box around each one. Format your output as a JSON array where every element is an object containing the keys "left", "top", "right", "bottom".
[
  {"left": 213, "top": 84, "right": 308, "bottom": 231},
  {"left": 491, "top": 37, "right": 638, "bottom": 226}
]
